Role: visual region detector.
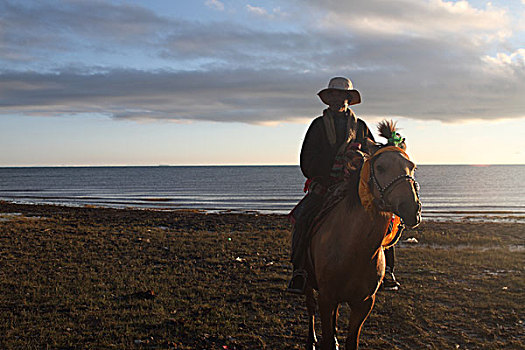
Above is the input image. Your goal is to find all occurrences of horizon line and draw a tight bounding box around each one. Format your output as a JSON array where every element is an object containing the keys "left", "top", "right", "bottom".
[{"left": 1, "top": 163, "right": 524, "bottom": 168}]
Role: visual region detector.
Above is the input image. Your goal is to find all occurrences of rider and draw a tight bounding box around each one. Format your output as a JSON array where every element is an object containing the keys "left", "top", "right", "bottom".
[
  {"left": 383, "top": 246, "right": 400, "bottom": 290},
  {"left": 287, "top": 77, "right": 377, "bottom": 294}
]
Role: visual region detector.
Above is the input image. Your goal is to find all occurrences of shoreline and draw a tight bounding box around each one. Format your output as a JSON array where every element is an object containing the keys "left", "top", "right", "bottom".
[{"left": 2, "top": 200, "right": 524, "bottom": 224}]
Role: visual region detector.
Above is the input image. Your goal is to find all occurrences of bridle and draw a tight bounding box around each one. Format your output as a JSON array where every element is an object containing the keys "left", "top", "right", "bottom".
[{"left": 369, "top": 152, "right": 420, "bottom": 211}]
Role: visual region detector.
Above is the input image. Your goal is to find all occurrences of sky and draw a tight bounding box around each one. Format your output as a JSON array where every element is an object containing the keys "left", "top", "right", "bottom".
[{"left": 0, "top": 0, "right": 524, "bottom": 166}]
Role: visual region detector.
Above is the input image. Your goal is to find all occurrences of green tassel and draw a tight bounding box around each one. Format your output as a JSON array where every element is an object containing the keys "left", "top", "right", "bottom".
[{"left": 389, "top": 132, "right": 404, "bottom": 147}]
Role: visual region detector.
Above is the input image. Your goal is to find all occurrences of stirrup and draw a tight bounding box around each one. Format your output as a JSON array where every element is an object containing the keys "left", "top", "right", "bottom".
[{"left": 287, "top": 270, "right": 308, "bottom": 294}]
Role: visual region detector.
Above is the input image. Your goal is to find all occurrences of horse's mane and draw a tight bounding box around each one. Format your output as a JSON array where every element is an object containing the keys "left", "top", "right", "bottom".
[
  {"left": 344, "top": 172, "right": 361, "bottom": 208},
  {"left": 329, "top": 119, "right": 406, "bottom": 211},
  {"left": 377, "top": 120, "right": 397, "bottom": 140},
  {"left": 377, "top": 119, "right": 406, "bottom": 149}
]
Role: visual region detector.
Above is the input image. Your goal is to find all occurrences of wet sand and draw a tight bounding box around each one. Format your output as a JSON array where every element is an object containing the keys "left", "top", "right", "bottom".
[{"left": 0, "top": 201, "right": 523, "bottom": 349}]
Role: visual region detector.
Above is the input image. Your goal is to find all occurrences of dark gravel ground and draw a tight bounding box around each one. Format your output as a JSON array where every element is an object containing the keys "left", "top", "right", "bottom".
[{"left": 0, "top": 202, "right": 523, "bottom": 349}]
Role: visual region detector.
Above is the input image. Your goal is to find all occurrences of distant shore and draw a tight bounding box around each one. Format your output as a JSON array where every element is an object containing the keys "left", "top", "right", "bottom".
[{"left": 0, "top": 201, "right": 523, "bottom": 349}]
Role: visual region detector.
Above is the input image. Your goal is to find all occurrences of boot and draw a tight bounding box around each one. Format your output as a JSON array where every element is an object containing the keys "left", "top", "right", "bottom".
[
  {"left": 381, "top": 266, "right": 400, "bottom": 291},
  {"left": 287, "top": 192, "right": 323, "bottom": 295},
  {"left": 287, "top": 269, "right": 308, "bottom": 294}
]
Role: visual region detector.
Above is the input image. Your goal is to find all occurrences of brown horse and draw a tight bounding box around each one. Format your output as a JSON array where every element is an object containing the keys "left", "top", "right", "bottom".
[{"left": 304, "top": 121, "right": 421, "bottom": 350}]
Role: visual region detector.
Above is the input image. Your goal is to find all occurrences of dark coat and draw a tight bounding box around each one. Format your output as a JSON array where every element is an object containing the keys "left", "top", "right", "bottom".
[{"left": 300, "top": 113, "right": 374, "bottom": 187}]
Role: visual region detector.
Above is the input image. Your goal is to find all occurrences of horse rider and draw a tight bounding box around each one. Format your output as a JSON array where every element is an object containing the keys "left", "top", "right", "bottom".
[{"left": 287, "top": 76, "right": 400, "bottom": 294}]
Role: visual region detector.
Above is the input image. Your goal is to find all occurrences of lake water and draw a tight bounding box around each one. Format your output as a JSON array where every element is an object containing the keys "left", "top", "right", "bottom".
[{"left": 0, "top": 165, "right": 524, "bottom": 222}]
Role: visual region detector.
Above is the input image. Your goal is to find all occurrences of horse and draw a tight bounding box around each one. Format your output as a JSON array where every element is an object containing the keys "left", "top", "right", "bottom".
[{"left": 303, "top": 120, "right": 422, "bottom": 350}]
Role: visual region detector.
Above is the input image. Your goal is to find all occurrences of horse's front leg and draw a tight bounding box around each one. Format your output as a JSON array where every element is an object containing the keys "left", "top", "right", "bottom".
[
  {"left": 346, "top": 295, "right": 375, "bottom": 350},
  {"left": 305, "top": 287, "right": 317, "bottom": 350},
  {"left": 318, "top": 294, "right": 339, "bottom": 350}
]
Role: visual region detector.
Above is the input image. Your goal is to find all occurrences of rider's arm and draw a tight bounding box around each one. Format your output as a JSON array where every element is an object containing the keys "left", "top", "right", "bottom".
[
  {"left": 358, "top": 119, "right": 376, "bottom": 154},
  {"left": 361, "top": 120, "right": 375, "bottom": 142},
  {"left": 300, "top": 117, "right": 332, "bottom": 186}
]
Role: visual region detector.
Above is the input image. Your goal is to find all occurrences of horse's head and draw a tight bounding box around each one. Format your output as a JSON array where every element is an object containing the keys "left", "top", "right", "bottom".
[{"left": 363, "top": 120, "right": 421, "bottom": 228}]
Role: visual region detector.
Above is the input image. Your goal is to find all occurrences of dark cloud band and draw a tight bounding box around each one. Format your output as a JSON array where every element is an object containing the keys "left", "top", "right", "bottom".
[{"left": 0, "top": 0, "right": 523, "bottom": 123}]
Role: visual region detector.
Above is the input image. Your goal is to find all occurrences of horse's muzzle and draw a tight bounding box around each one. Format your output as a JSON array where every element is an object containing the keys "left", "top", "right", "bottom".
[
  {"left": 399, "top": 200, "right": 421, "bottom": 228},
  {"left": 409, "top": 201, "right": 422, "bottom": 228}
]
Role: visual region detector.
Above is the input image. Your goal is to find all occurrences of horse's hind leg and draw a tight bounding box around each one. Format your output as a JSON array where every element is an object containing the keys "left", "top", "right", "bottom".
[
  {"left": 345, "top": 296, "right": 375, "bottom": 350},
  {"left": 305, "top": 287, "right": 317, "bottom": 350},
  {"left": 318, "top": 294, "right": 339, "bottom": 350}
]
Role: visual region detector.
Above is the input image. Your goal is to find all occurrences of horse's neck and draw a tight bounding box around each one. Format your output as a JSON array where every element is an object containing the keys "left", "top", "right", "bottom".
[
  {"left": 363, "top": 209, "right": 390, "bottom": 240},
  {"left": 344, "top": 198, "right": 391, "bottom": 246},
  {"left": 311, "top": 195, "right": 391, "bottom": 265}
]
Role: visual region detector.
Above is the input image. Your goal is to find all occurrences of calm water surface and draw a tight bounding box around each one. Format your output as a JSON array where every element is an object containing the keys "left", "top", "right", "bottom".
[{"left": 0, "top": 165, "right": 524, "bottom": 222}]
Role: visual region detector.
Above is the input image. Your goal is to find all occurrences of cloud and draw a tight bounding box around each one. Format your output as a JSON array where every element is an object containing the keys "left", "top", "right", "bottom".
[
  {"left": 0, "top": 1, "right": 169, "bottom": 44},
  {"left": 482, "top": 49, "right": 525, "bottom": 71},
  {"left": 0, "top": 0, "right": 524, "bottom": 124},
  {"left": 245, "top": 5, "right": 287, "bottom": 19},
  {"left": 0, "top": 69, "right": 323, "bottom": 123},
  {"left": 246, "top": 5, "right": 267, "bottom": 16},
  {"left": 309, "top": 0, "right": 511, "bottom": 42},
  {"left": 0, "top": 0, "right": 172, "bottom": 69},
  {"left": 2, "top": 59, "right": 523, "bottom": 124},
  {"left": 205, "top": 0, "right": 224, "bottom": 11}
]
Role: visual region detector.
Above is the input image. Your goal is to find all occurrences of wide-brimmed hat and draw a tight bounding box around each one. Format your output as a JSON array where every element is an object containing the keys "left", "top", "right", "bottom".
[{"left": 318, "top": 77, "right": 361, "bottom": 106}]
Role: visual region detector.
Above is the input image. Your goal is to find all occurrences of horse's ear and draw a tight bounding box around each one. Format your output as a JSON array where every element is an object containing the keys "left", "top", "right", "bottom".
[{"left": 398, "top": 139, "right": 407, "bottom": 151}]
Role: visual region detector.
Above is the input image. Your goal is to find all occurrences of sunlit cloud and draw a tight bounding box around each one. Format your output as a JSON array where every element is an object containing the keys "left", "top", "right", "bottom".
[
  {"left": 315, "top": 0, "right": 511, "bottom": 42},
  {"left": 246, "top": 4, "right": 267, "bottom": 16},
  {"left": 246, "top": 4, "right": 287, "bottom": 19},
  {"left": 205, "top": 0, "right": 224, "bottom": 11},
  {"left": 482, "top": 49, "right": 525, "bottom": 70}
]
